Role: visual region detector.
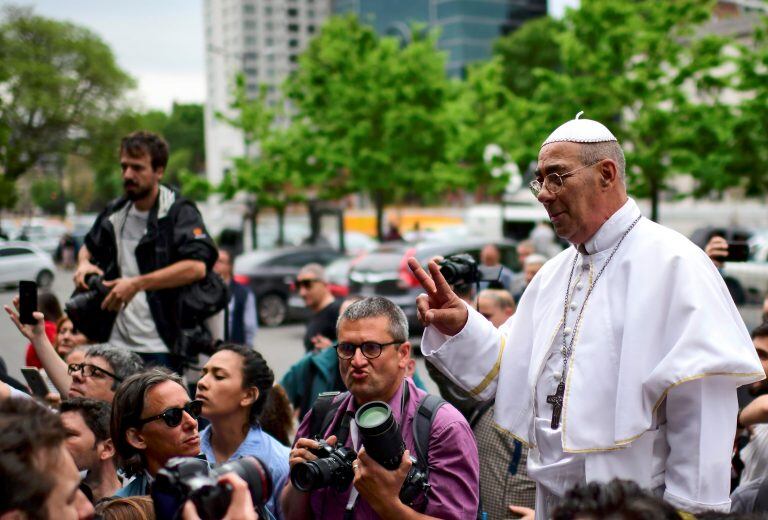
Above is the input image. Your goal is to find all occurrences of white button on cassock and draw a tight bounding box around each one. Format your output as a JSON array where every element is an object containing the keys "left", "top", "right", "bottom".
[
  {"left": 570, "top": 302, "right": 578, "bottom": 311},
  {"left": 564, "top": 327, "right": 573, "bottom": 336}
]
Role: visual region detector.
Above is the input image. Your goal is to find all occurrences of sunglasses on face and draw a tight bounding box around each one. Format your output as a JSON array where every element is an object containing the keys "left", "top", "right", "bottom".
[
  {"left": 67, "top": 362, "right": 122, "bottom": 382},
  {"left": 295, "top": 279, "right": 321, "bottom": 290},
  {"left": 336, "top": 341, "right": 403, "bottom": 360},
  {"left": 137, "top": 400, "right": 203, "bottom": 428}
]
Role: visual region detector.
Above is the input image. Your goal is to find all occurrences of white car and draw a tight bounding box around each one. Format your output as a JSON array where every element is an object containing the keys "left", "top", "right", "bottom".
[{"left": 0, "top": 242, "right": 56, "bottom": 289}]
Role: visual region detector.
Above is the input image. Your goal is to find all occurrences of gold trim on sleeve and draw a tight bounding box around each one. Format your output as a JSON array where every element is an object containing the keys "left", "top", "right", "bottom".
[{"left": 469, "top": 336, "right": 506, "bottom": 397}]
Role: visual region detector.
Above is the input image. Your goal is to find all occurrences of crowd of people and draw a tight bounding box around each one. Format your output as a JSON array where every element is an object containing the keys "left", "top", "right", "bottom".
[{"left": 2, "top": 119, "right": 768, "bottom": 520}]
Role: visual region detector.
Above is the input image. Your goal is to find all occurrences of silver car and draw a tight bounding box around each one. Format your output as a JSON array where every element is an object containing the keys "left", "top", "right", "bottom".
[{"left": 0, "top": 242, "right": 56, "bottom": 289}]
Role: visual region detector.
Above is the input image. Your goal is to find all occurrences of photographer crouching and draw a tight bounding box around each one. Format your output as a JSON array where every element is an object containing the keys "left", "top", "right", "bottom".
[
  {"left": 72, "top": 131, "right": 219, "bottom": 372},
  {"left": 280, "top": 296, "right": 479, "bottom": 520}
]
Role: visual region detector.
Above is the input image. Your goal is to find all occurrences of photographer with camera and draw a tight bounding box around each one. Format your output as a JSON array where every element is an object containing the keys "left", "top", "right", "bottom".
[
  {"left": 280, "top": 296, "right": 479, "bottom": 520},
  {"left": 73, "top": 131, "right": 218, "bottom": 371},
  {"left": 111, "top": 368, "right": 202, "bottom": 496},
  {"left": 0, "top": 397, "right": 95, "bottom": 520}
]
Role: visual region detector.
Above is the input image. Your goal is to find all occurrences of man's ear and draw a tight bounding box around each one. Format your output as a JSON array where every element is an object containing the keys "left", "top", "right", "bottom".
[
  {"left": 155, "top": 166, "right": 165, "bottom": 181},
  {"left": 0, "top": 510, "right": 25, "bottom": 520},
  {"left": 98, "top": 438, "right": 116, "bottom": 461},
  {"left": 398, "top": 342, "right": 411, "bottom": 367},
  {"left": 125, "top": 427, "right": 147, "bottom": 451},
  {"left": 599, "top": 159, "right": 618, "bottom": 187}
]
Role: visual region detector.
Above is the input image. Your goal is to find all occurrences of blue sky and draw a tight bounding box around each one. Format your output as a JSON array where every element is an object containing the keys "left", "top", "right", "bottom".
[{"left": 5, "top": 0, "right": 578, "bottom": 111}]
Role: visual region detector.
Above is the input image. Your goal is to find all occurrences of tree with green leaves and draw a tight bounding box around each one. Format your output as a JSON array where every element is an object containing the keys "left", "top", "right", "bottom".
[
  {"left": 218, "top": 76, "right": 324, "bottom": 247},
  {"left": 0, "top": 6, "right": 134, "bottom": 199},
  {"left": 284, "top": 15, "right": 454, "bottom": 240},
  {"left": 730, "top": 17, "right": 768, "bottom": 197},
  {"left": 523, "top": 0, "right": 739, "bottom": 221}
]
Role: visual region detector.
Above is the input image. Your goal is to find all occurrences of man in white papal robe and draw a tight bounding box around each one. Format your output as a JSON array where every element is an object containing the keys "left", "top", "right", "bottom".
[{"left": 408, "top": 115, "right": 764, "bottom": 517}]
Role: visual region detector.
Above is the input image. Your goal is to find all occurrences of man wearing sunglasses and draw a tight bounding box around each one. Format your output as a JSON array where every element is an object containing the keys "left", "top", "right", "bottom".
[
  {"left": 111, "top": 368, "right": 202, "bottom": 497},
  {"left": 297, "top": 263, "right": 342, "bottom": 353},
  {"left": 282, "top": 296, "right": 479, "bottom": 520}
]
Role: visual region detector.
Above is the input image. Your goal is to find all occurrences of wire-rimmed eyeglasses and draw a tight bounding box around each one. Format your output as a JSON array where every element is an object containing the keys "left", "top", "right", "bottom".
[{"left": 529, "top": 160, "right": 602, "bottom": 197}]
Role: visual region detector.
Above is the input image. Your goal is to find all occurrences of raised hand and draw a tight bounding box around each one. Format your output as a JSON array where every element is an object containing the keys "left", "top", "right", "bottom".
[
  {"left": 4, "top": 296, "right": 45, "bottom": 341},
  {"left": 407, "top": 258, "right": 468, "bottom": 336}
]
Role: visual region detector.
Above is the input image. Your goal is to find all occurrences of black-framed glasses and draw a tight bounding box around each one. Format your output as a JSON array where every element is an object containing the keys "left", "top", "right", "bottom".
[
  {"left": 295, "top": 278, "right": 321, "bottom": 290},
  {"left": 137, "top": 400, "right": 203, "bottom": 428},
  {"left": 529, "top": 160, "right": 602, "bottom": 197},
  {"left": 336, "top": 341, "right": 403, "bottom": 360},
  {"left": 67, "top": 362, "right": 123, "bottom": 382}
]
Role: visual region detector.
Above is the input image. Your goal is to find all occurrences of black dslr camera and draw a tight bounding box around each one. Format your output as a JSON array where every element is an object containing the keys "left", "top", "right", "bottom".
[
  {"left": 64, "top": 273, "right": 115, "bottom": 342},
  {"left": 152, "top": 456, "right": 272, "bottom": 520},
  {"left": 290, "top": 439, "right": 356, "bottom": 492},
  {"left": 438, "top": 253, "right": 502, "bottom": 287}
]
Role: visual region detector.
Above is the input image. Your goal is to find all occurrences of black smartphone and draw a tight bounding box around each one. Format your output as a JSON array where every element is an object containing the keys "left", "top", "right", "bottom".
[
  {"left": 19, "top": 280, "right": 38, "bottom": 325},
  {"left": 728, "top": 241, "right": 750, "bottom": 263},
  {"left": 21, "top": 367, "right": 51, "bottom": 397}
]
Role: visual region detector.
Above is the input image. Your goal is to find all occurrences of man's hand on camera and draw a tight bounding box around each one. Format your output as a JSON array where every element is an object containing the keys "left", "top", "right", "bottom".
[
  {"left": 353, "top": 447, "right": 412, "bottom": 518},
  {"left": 4, "top": 296, "right": 45, "bottom": 341},
  {"left": 74, "top": 261, "right": 103, "bottom": 290},
  {"left": 705, "top": 236, "right": 729, "bottom": 268},
  {"left": 289, "top": 435, "right": 338, "bottom": 470},
  {"left": 408, "top": 258, "right": 468, "bottom": 336},
  {"left": 101, "top": 277, "right": 142, "bottom": 311},
  {"left": 181, "top": 473, "right": 259, "bottom": 520}
]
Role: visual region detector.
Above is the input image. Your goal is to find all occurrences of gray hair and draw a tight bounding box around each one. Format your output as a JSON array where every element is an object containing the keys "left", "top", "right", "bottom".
[
  {"left": 579, "top": 141, "right": 626, "bottom": 183},
  {"left": 86, "top": 344, "right": 145, "bottom": 389},
  {"left": 478, "top": 288, "right": 516, "bottom": 311},
  {"left": 298, "top": 263, "right": 327, "bottom": 282},
  {"left": 337, "top": 296, "right": 408, "bottom": 342},
  {"left": 524, "top": 254, "right": 548, "bottom": 267}
]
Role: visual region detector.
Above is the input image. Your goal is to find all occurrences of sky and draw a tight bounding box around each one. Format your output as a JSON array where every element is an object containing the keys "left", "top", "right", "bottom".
[{"left": 5, "top": 0, "right": 579, "bottom": 112}]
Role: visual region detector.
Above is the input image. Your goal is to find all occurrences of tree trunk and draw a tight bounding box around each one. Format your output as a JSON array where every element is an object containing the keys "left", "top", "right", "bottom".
[
  {"left": 650, "top": 176, "right": 660, "bottom": 223},
  {"left": 249, "top": 199, "right": 259, "bottom": 250},
  {"left": 374, "top": 190, "right": 385, "bottom": 242},
  {"left": 276, "top": 205, "right": 286, "bottom": 247}
]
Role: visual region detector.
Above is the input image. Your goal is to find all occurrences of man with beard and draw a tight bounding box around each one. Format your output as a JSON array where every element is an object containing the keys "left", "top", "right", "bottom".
[{"left": 74, "top": 131, "right": 217, "bottom": 370}]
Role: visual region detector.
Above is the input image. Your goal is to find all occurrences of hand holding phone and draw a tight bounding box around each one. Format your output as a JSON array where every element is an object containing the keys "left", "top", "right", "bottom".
[{"left": 21, "top": 367, "right": 52, "bottom": 398}]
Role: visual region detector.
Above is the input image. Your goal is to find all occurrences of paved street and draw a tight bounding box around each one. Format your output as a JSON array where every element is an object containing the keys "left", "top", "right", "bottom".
[{"left": 0, "top": 267, "right": 438, "bottom": 395}]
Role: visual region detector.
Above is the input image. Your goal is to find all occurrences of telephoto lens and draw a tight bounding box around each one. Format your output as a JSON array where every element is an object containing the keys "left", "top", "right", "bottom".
[{"left": 355, "top": 401, "right": 405, "bottom": 470}]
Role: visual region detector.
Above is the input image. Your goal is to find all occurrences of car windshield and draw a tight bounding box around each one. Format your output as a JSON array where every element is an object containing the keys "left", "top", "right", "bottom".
[{"left": 233, "top": 250, "right": 276, "bottom": 273}]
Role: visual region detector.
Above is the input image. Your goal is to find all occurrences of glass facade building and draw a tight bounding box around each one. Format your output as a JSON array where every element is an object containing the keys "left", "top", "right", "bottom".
[{"left": 332, "top": 0, "right": 547, "bottom": 76}]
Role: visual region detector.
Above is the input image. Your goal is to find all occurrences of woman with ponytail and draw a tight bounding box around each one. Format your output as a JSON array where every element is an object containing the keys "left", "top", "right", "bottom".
[{"left": 196, "top": 343, "right": 290, "bottom": 519}]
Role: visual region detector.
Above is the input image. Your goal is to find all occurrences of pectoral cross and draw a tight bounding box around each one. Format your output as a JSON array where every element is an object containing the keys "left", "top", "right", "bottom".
[{"left": 546, "top": 381, "right": 565, "bottom": 429}]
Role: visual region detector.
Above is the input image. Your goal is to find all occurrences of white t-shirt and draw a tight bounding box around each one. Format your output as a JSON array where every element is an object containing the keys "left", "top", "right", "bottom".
[{"left": 109, "top": 205, "right": 168, "bottom": 354}]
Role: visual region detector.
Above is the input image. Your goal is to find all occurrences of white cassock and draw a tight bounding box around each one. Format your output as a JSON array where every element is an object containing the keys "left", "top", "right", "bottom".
[{"left": 422, "top": 198, "right": 764, "bottom": 516}]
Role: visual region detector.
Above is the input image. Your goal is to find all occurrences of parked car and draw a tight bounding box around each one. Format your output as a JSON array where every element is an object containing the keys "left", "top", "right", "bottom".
[
  {"left": 0, "top": 242, "right": 56, "bottom": 289},
  {"left": 287, "top": 255, "right": 355, "bottom": 321},
  {"left": 348, "top": 239, "right": 519, "bottom": 334},
  {"left": 16, "top": 222, "right": 68, "bottom": 256},
  {"left": 233, "top": 245, "right": 345, "bottom": 326}
]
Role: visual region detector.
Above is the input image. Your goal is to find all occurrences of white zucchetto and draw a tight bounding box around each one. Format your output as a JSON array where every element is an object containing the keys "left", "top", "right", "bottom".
[{"left": 541, "top": 111, "right": 617, "bottom": 148}]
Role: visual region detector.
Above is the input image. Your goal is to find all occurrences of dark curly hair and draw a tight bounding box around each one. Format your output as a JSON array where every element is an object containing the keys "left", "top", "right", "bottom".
[
  {"left": 0, "top": 398, "right": 67, "bottom": 519},
  {"left": 216, "top": 343, "right": 274, "bottom": 427},
  {"left": 552, "top": 479, "right": 680, "bottom": 520},
  {"left": 259, "top": 384, "right": 293, "bottom": 446},
  {"left": 120, "top": 130, "right": 169, "bottom": 170},
  {"left": 60, "top": 397, "right": 111, "bottom": 443}
]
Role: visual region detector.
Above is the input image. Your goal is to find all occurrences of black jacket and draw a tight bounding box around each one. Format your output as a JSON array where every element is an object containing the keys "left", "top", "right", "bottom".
[{"left": 84, "top": 185, "right": 218, "bottom": 350}]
